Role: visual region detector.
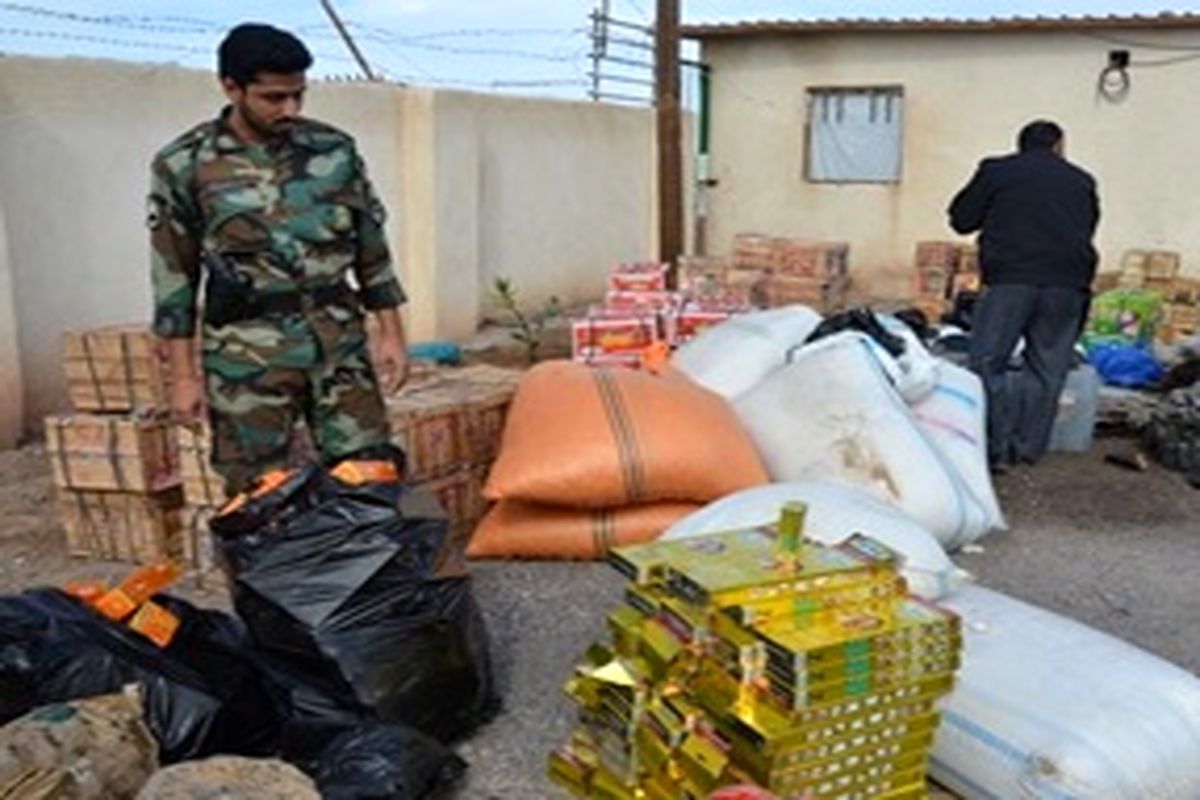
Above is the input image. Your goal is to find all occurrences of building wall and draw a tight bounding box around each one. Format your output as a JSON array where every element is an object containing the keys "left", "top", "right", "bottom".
[
  {"left": 0, "top": 56, "right": 659, "bottom": 432},
  {"left": 701, "top": 27, "right": 1200, "bottom": 296}
]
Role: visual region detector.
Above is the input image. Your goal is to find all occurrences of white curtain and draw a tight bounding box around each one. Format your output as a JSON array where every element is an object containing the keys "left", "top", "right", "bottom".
[{"left": 809, "top": 90, "right": 903, "bottom": 182}]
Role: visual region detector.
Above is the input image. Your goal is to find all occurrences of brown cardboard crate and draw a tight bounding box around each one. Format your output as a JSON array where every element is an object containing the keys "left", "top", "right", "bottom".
[
  {"left": 417, "top": 464, "right": 490, "bottom": 551},
  {"left": 45, "top": 413, "right": 179, "bottom": 493},
  {"left": 57, "top": 486, "right": 184, "bottom": 563},
  {"left": 1146, "top": 250, "right": 1181, "bottom": 280},
  {"left": 916, "top": 266, "right": 952, "bottom": 299},
  {"left": 957, "top": 245, "right": 980, "bottom": 275},
  {"left": 951, "top": 271, "right": 982, "bottom": 296},
  {"left": 181, "top": 506, "right": 225, "bottom": 589},
  {"left": 1168, "top": 277, "right": 1200, "bottom": 305},
  {"left": 915, "top": 241, "right": 962, "bottom": 270},
  {"left": 912, "top": 296, "right": 949, "bottom": 325},
  {"left": 1093, "top": 272, "right": 1121, "bottom": 293},
  {"left": 732, "top": 232, "right": 780, "bottom": 270},
  {"left": 62, "top": 326, "right": 173, "bottom": 414},
  {"left": 387, "top": 365, "right": 522, "bottom": 481},
  {"left": 761, "top": 274, "right": 849, "bottom": 312},
  {"left": 177, "top": 425, "right": 228, "bottom": 508}
]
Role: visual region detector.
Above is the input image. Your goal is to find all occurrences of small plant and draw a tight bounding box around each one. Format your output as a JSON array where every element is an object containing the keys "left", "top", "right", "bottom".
[{"left": 492, "top": 277, "right": 562, "bottom": 365}]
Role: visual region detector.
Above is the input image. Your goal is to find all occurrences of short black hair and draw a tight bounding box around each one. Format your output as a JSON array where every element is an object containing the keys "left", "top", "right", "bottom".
[
  {"left": 1018, "top": 120, "right": 1064, "bottom": 152},
  {"left": 218, "top": 23, "right": 312, "bottom": 87}
]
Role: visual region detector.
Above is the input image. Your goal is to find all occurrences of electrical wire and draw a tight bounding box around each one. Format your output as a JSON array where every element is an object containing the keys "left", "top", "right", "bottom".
[{"left": 1079, "top": 30, "right": 1200, "bottom": 52}]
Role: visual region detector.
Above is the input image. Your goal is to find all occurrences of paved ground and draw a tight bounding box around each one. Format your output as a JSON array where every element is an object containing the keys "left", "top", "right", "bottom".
[{"left": 2, "top": 435, "right": 1198, "bottom": 798}]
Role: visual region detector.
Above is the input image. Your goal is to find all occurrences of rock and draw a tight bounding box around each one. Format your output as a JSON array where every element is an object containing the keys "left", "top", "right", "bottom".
[{"left": 136, "top": 757, "right": 320, "bottom": 800}]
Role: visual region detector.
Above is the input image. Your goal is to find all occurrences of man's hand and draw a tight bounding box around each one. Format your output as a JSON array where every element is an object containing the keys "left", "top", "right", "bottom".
[
  {"left": 170, "top": 374, "right": 205, "bottom": 427},
  {"left": 375, "top": 331, "right": 410, "bottom": 395},
  {"left": 369, "top": 306, "right": 410, "bottom": 395}
]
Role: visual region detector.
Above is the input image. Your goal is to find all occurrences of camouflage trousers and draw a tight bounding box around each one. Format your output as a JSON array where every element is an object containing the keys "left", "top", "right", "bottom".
[{"left": 203, "top": 326, "right": 391, "bottom": 495}]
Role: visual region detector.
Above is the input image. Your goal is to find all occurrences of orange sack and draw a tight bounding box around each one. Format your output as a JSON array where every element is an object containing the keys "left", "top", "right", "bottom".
[
  {"left": 467, "top": 500, "right": 700, "bottom": 560},
  {"left": 484, "top": 361, "right": 767, "bottom": 508}
]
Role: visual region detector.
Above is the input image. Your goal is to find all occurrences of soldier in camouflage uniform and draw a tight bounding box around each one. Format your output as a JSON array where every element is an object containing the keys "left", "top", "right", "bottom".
[{"left": 149, "top": 24, "right": 409, "bottom": 493}]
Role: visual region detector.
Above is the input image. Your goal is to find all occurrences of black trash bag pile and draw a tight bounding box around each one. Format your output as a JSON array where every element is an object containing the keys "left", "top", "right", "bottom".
[
  {"left": 281, "top": 721, "right": 467, "bottom": 800},
  {"left": 0, "top": 589, "right": 278, "bottom": 763},
  {"left": 210, "top": 461, "right": 498, "bottom": 743},
  {"left": 803, "top": 307, "right": 907, "bottom": 357}
]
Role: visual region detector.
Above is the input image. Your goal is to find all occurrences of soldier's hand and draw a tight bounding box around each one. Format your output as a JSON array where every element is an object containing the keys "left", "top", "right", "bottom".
[
  {"left": 170, "top": 374, "right": 206, "bottom": 428},
  {"left": 376, "top": 334, "right": 409, "bottom": 395}
]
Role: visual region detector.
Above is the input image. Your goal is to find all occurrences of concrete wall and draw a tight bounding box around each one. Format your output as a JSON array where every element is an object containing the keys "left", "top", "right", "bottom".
[
  {"left": 0, "top": 56, "right": 659, "bottom": 432},
  {"left": 701, "top": 27, "right": 1200, "bottom": 296}
]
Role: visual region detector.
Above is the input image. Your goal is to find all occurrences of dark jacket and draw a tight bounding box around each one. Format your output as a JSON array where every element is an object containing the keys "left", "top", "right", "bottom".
[{"left": 948, "top": 149, "right": 1100, "bottom": 290}]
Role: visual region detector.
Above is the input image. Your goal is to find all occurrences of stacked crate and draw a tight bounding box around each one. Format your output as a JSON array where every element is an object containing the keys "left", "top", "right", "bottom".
[
  {"left": 49, "top": 326, "right": 184, "bottom": 567},
  {"left": 731, "top": 233, "right": 851, "bottom": 313},
  {"left": 386, "top": 364, "right": 523, "bottom": 550},
  {"left": 913, "top": 241, "right": 979, "bottom": 324},
  {"left": 175, "top": 423, "right": 227, "bottom": 587},
  {"left": 549, "top": 505, "right": 962, "bottom": 800}
]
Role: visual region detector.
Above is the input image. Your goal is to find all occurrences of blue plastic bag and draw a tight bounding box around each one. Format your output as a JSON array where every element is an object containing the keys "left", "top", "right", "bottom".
[{"left": 1087, "top": 342, "right": 1164, "bottom": 388}]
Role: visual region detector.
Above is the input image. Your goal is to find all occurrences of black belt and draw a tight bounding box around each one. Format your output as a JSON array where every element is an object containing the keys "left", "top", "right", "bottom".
[{"left": 204, "top": 282, "right": 357, "bottom": 326}]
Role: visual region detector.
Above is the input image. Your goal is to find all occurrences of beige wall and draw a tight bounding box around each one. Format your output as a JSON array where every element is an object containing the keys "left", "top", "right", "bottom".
[
  {"left": 0, "top": 56, "right": 659, "bottom": 432},
  {"left": 701, "top": 27, "right": 1200, "bottom": 296}
]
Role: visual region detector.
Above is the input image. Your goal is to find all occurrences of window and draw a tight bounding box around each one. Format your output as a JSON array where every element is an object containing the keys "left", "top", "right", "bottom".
[{"left": 806, "top": 86, "right": 904, "bottom": 183}]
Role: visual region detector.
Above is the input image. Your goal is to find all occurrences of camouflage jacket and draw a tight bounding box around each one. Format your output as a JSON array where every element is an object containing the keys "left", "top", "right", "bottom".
[{"left": 149, "top": 109, "right": 405, "bottom": 367}]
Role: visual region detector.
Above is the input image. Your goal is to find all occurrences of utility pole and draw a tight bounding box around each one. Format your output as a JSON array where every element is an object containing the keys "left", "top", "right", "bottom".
[
  {"left": 655, "top": 0, "right": 683, "bottom": 284},
  {"left": 320, "top": 0, "right": 377, "bottom": 81}
]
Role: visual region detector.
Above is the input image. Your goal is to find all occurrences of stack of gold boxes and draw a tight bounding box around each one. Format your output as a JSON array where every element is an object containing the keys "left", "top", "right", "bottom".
[{"left": 549, "top": 504, "right": 961, "bottom": 800}]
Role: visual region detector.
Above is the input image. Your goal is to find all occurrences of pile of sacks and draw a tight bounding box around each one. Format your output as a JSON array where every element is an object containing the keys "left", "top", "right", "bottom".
[{"left": 470, "top": 304, "right": 1200, "bottom": 800}]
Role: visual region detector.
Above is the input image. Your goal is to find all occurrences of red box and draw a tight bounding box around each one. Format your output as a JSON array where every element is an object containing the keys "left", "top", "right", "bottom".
[
  {"left": 571, "top": 314, "right": 659, "bottom": 362},
  {"left": 604, "top": 289, "right": 679, "bottom": 311},
  {"left": 609, "top": 262, "right": 669, "bottom": 292},
  {"left": 667, "top": 308, "right": 736, "bottom": 345}
]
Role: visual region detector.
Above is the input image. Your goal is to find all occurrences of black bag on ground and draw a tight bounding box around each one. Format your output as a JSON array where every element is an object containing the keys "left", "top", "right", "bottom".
[
  {"left": 803, "top": 307, "right": 907, "bottom": 356},
  {"left": 0, "top": 589, "right": 279, "bottom": 763},
  {"left": 211, "top": 464, "right": 497, "bottom": 743},
  {"left": 281, "top": 721, "right": 466, "bottom": 800}
]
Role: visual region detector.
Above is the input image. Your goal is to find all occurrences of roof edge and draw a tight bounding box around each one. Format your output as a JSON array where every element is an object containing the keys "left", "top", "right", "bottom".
[{"left": 682, "top": 13, "right": 1200, "bottom": 39}]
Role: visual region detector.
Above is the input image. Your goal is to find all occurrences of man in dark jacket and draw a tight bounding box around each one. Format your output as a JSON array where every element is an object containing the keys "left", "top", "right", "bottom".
[{"left": 948, "top": 120, "right": 1100, "bottom": 469}]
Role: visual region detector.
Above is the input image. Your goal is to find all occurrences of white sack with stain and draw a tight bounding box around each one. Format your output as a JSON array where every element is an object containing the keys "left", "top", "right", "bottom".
[
  {"left": 932, "top": 586, "right": 1200, "bottom": 800},
  {"left": 733, "top": 332, "right": 995, "bottom": 548}
]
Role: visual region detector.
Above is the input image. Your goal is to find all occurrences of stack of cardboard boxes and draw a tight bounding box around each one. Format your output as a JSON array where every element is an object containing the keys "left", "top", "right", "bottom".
[
  {"left": 47, "top": 326, "right": 184, "bottom": 566},
  {"left": 384, "top": 364, "right": 522, "bottom": 550},
  {"left": 549, "top": 505, "right": 962, "bottom": 800},
  {"left": 572, "top": 262, "right": 748, "bottom": 369},
  {"left": 572, "top": 241, "right": 853, "bottom": 369},
  {"left": 50, "top": 324, "right": 523, "bottom": 585},
  {"left": 730, "top": 233, "right": 851, "bottom": 312},
  {"left": 912, "top": 241, "right": 979, "bottom": 323}
]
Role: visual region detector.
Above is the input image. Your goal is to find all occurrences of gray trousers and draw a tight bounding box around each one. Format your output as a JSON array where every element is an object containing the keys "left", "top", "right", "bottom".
[{"left": 968, "top": 284, "right": 1090, "bottom": 464}]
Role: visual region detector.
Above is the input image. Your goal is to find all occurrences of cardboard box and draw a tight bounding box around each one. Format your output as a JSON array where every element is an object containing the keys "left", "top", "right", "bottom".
[
  {"left": 45, "top": 413, "right": 180, "bottom": 493},
  {"left": 665, "top": 308, "right": 736, "bottom": 346},
  {"left": 603, "top": 290, "right": 678, "bottom": 311},
  {"left": 58, "top": 486, "right": 184, "bottom": 563},
  {"left": 62, "top": 325, "right": 172, "bottom": 414},
  {"left": 957, "top": 245, "right": 980, "bottom": 275},
  {"left": 916, "top": 267, "right": 952, "bottom": 299},
  {"left": 732, "top": 233, "right": 780, "bottom": 271},
  {"left": 1093, "top": 272, "right": 1121, "bottom": 293},
  {"left": 417, "top": 465, "right": 490, "bottom": 553},
  {"left": 610, "top": 262, "right": 669, "bottom": 292},
  {"left": 181, "top": 506, "right": 224, "bottom": 588},
  {"left": 176, "top": 424, "right": 227, "bottom": 509},
  {"left": 1146, "top": 250, "right": 1181, "bottom": 281},
  {"left": 915, "top": 241, "right": 961, "bottom": 271},
  {"left": 386, "top": 364, "right": 522, "bottom": 481},
  {"left": 760, "top": 274, "right": 849, "bottom": 313},
  {"left": 1168, "top": 278, "right": 1200, "bottom": 305},
  {"left": 572, "top": 314, "right": 659, "bottom": 362}
]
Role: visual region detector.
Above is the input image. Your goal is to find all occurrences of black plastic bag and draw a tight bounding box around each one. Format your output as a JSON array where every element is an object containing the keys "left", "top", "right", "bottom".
[
  {"left": 211, "top": 464, "right": 498, "bottom": 743},
  {"left": 283, "top": 721, "right": 466, "bottom": 800},
  {"left": 0, "top": 589, "right": 279, "bottom": 763},
  {"left": 803, "top": 307, "right": 907, "bottom": 357}
]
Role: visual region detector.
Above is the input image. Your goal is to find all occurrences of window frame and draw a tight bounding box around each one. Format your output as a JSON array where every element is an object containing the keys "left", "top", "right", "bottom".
[{"left": 803, "top": 84, "right": 906, "bottom": 185}]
